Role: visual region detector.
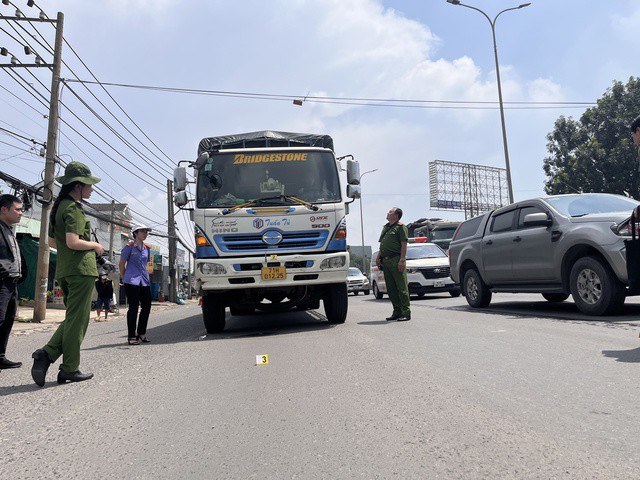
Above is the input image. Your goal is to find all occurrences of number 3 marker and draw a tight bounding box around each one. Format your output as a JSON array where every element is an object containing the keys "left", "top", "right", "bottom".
[{"left": 255, "top": 354, "right": 269, "bottom": 365}]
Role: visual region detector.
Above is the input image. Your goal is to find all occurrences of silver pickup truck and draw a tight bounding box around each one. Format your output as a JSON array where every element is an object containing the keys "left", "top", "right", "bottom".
[{"left": 448, "top": 193, "right": 639, "bottom": 315}]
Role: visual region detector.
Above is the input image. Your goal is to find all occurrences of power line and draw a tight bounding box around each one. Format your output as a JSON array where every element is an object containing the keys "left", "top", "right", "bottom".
[{"left": 64, "top": 79, "right": 598, "bottom": 110}]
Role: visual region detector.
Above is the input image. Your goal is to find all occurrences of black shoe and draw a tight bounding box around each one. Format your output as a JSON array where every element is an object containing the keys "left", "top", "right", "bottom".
[
  {"left": 31, "top": 349, "right": 52, "bottom": 387},
  {"left": 57, "top": 370, "right": 94, "bottom": 384},
  {"left": 397, "top": 315, "right": 411, "bottom": 321},
  {"left": 386, "top": 315, "right": 400, "bottom": 321},
  {"left": 0, "top": 357, "right": 22, "bottom": 369},
  {"left": 136, "top": 335, "right": 150, "bottom": 343}
]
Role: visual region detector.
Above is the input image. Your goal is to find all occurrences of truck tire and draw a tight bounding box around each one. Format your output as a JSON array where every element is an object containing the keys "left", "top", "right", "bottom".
[
  {"left": 202, "top": 296, "right": 226, "bottom": 333},
  {"left": 324, "top": 283, "right": 348, "bottom": 324},
  {"left": 542, "top": 293, "right": 569, "bottom": 303},
  {"left": 353, "top": 291, "right": 359, "bottom": 296},
  {"left": 449, "top": 289, "right": 461, "bottom": 298},
  {"left": 364, "top": 290, "right": 370, "bottom": 295},
  {"left": 569, "top": 256, "right": 626, "bottom": 315},
  {"left": 373, "top": 282, "right": 384, "bottom": 299},
  {"left": 463, "top": 268, "right": 492, "bottom": 308}
]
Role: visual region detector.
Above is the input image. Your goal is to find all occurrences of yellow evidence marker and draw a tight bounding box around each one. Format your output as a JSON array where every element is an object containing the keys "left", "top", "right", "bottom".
[{"left": 255, "top": 354, "right": 269, "bottom": 366}]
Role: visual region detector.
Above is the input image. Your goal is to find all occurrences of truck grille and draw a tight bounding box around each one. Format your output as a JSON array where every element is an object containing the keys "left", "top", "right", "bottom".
[
  {"left": 215, "top": 230, "right": 328, "bottom": 252},
  {"left": 419, "top": 267, "right": 450, "bottom": 279}
]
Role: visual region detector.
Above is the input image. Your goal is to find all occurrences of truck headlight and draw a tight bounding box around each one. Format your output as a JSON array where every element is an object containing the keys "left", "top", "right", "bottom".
[
  {"left": 199, "top": 263, "right": 226, "bottom": 275},
  {"left": 407, "top": 268, "right": 418, "bottom": 274},
  {"left": 320, "top": 256, "right": 346, "bottom": 269}
]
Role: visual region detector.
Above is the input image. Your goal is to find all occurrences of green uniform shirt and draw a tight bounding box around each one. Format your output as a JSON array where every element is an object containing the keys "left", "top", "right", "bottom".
[
  {"left": 378, "top": 222, "right": 408, "bottom": 257},
  {"left": 48, "top": 198, "right": 98, "bottom": 279}
]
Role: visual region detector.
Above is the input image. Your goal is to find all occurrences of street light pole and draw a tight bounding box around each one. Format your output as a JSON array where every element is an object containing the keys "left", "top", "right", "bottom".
[
  {"left": 446, "top": 0, "right": 531, "bottom": 205},
  {"left": 358, "top": 169, "right": 378, "bottom": 272}
]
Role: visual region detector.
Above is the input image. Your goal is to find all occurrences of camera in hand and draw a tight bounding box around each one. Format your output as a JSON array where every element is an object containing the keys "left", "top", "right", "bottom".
[{"left": 96, "top": 254, "right": 116, "bottom": 272}]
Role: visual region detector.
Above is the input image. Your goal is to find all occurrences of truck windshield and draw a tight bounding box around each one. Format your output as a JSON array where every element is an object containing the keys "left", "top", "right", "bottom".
[
  {"left": 196, "top": 150, "right": 341, "bottom": 208},
  {"left": 430, "top": 227, "right": 457, "bottom": 240},
  {"left": 545, "top": 194, "right": 639, "bottom": 217}
]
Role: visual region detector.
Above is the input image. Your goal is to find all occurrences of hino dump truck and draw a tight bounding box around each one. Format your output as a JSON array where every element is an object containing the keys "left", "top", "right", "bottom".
[{"left": 173, "top": 131, "right": 361, "bottom": 333}]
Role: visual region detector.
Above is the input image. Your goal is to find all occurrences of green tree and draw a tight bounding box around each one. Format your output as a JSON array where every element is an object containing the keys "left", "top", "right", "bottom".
[{"left": 543, "top": 77, "right": 640, "bottom": 196}]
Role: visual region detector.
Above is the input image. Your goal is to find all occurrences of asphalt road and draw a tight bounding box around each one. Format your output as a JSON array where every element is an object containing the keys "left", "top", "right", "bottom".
[{"left": 3, "top": 292, "right": 640, "bottom": 479}]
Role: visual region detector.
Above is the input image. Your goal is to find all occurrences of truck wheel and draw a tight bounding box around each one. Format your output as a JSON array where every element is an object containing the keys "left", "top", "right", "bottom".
[
  {"left": 373, "top": 282, "right": 384, "bottom": 299},
  {"left": 353, "top": 291, "right": 359, "bottom": 296},
  {"left": 463, "top": 268, "right": 492, "bottom": 308},
  {"left": 449, "top": 289, "right": 461, "bottom": 298},
  {"left": 542, "top": 293, "right": 569, "bottom": 303},
  {"left": 324, "top": 283, "right": 348, "bottom": 324},
  {"left": 202, "top": 296, "right": 226, "bottom": 333},
  {"left": 364, "top": 290, "right": 370, "bottom": 295},
  {"left": 570, "top": 256, "right": 626, "bottom": 315}
]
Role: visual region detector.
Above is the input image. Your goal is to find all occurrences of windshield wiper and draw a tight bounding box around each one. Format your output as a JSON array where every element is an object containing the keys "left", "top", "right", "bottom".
[{"left": 221, "top": 195, "right": 318, "bottom": 215}]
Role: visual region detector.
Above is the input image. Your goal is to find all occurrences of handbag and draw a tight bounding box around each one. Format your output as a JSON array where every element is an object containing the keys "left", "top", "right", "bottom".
[{"left": 624, "top": 213, "right": 640, "bottom": 295}]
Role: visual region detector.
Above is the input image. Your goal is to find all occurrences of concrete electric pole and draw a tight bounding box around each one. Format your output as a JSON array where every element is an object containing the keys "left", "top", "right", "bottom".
[{"left": 33, "top": 12, "right": 64, "bottom": 322}]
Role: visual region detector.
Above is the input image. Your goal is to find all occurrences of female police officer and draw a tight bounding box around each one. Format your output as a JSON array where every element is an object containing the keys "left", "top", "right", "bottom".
[{"left": 31, "top": 162, "right": 104, "bottom": 386}]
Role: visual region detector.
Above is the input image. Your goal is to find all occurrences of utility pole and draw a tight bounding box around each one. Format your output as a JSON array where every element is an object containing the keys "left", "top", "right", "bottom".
[
  {"left": 108, "top": 200, "right": 115, "bottom": 261},
  {"left": 187, "top": 253, "right": 192, "bottom": 299},
  {"left": 34, "top": 12, "right": 64, "bottom": 322},
  {"left": 167, "top": 180, "right": 177, "bottom": 303}
]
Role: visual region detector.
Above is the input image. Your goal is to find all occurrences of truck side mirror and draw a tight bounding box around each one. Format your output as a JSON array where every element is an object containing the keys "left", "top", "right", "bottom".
[
  {"left": 174, "top": 167, "right": 187, "bottom": 191},
  {"left": 523, "top": 212, "right": 552, "bottom": 227},
  {"left": 174, "top": 191, "right": 188, "bottom": 207},
  {"left": 347, "top": 184, "right": 361, "bottom": 199},
  {"left": 346, "top": 159, "right": 360, "bottom": 185}
]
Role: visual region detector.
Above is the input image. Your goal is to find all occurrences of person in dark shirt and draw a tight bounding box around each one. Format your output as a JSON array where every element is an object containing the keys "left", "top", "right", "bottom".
[
  {"left": 0, "top": 194, "right": 25, "bottom": 370},
  {"left": 94, "top": 274, "right": 114, "bottom": 322}
]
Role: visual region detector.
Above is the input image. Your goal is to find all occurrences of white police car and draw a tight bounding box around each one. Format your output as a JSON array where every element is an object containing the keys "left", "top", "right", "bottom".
[
  {"left": 370, "top": 238, "right": 460, "bottom": 299},
  {"left": 347, "top": 267, "right": 370, "bottom": 295}
]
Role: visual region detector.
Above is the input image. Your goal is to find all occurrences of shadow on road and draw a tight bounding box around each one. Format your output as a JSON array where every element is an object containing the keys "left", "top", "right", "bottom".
[
  {"left": 83, "top": 308, "right": 335, "bottom": 350},
  {"left": 444, "top": 298, "right": 640, "bottom": 325},
  {"left": 602, "top": 347, "right": 640, "bottom": 363}
]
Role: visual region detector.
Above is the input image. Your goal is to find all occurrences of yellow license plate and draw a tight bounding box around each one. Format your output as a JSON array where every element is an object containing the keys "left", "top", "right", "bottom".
[{"left": 261, "top": 267, "right": 286, "bottom": 281}]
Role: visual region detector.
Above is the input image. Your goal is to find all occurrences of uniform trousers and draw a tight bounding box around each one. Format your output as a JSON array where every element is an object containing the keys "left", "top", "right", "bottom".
[
  {"left": 43, "top": 275, "right": 95, "bottom": 372},
  {"left": 124, "top": 282, "right": 151, "bottom": 339},
  {"left": 381, "top": 256, "right": 411, "bottom": 317},
  {"left": 0, "top": 279, "right": 18, "bottom": 358}
]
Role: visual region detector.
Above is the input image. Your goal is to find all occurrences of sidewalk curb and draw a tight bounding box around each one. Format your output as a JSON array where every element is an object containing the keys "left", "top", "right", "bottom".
[{"left": 12, "top": 300, "right": 197, "bottom": 336}]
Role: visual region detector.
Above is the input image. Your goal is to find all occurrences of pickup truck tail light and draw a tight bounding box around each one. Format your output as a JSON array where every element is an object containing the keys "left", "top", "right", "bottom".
[{"left": 450, "top": 223, "right": 463, "bottom": 242}]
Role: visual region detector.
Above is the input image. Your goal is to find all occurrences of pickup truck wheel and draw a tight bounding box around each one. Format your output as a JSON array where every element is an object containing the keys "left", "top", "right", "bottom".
[
  {"left": 364, "top": 290, "right": 370, "bottom": 295},
  {"left": 463, "top": 268, "right": 492, "bottom": 308},
  {"left": 449, "top": 289, "right": 461, "bottom": 298},
  {"left": 324, "top": 283, "right": 348, "bottom": 324},
  {"left": 202, "top": 296, "right": 226, "bottom": 333},
  {"left": 373, "top": 282, "right": 384, "bottom": 299},
  {"left": 541, "top": 293, "right": 569, "bottom": 303},
  {"left": 570, "top": 256, "right": 626, "bottom": 315},
  {"left": 353, "top": 291, "right": 359, "bottom": 296}
]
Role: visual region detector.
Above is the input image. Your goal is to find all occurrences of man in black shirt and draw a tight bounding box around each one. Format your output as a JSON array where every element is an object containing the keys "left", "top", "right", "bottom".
[
  {"left": 94, "top": 274, "right": 114, "bottom": 322},
  {"left": 0, "top": 194, "right": 25, "bottom": 369}
]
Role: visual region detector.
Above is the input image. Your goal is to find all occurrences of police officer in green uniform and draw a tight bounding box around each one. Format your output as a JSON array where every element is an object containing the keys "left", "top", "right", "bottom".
[
  {"left": 376, "top": 207, "right": 411, "bottom": 321},
  {"left": 31, "top": 162, "right": 104, "bottom": 386}
]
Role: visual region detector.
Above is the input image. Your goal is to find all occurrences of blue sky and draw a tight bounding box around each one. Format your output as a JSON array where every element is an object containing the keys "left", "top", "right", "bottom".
[{"left": 1, "top": 0, "right": 638, "bottom": 252}]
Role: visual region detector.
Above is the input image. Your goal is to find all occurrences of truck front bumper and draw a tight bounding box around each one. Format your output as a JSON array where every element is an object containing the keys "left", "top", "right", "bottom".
[{"left": 196, "top": 252, "right": 349, "bottom": 293}]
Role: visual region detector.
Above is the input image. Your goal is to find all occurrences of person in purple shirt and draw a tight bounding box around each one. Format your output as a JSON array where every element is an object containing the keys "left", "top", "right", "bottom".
[{"left": 119, "top": 225, "right": 152, "bottom": 345}]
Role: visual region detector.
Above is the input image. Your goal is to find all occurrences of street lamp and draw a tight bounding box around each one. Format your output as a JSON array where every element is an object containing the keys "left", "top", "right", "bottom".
[
  {"left": 358, "top": 169, "right": 378, "bottom": 273},
  {"left": 446, "top": 0, "right": 531, "bottom": 204}
]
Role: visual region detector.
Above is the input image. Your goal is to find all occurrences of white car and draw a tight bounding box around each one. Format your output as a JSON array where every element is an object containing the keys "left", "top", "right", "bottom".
[
  {"left": 347, "top": 267, "right": 370, "bottom": 295},
  {"left": 371, "top": 239, "right": 460, "bottom": 299}
]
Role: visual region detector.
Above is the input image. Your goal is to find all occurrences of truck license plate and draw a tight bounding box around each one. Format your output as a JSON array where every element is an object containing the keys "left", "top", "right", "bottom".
[
  {"left": 261, "top": 267, "right": 286, "bottom": 280},
  {"left": 434, "top": 280, "right": 445, "bottom": 288}
]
